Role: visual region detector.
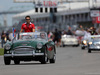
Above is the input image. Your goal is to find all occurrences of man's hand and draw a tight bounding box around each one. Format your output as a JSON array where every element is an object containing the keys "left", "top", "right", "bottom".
[
  {"left": 33, "top": 29, "right": 35, "bottom": 32},
  {"left": 20, "top": 29, "right": 23, "bottom": 33}
]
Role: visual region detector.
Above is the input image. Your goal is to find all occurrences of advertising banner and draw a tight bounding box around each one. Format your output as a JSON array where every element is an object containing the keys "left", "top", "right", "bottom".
[
  {"left": 91, "top": 9, "right": 100, "bottom": 24},
  {"left": 90, "top": 10, "right": 100, "bottom": 17},
  {"left": 35, "top": 0, "right": 58, "bottom": 7},
  {"left": 96, "top": 16, "right": 100, "bottom": 23}
]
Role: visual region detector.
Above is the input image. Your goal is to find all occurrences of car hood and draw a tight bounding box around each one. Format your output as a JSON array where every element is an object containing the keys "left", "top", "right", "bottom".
[
  {"left": 62, "top": 38, "right": 77, "bottom": 41},
  {"left": 12, "top": 40, "right": 47, "bottom": 49}
]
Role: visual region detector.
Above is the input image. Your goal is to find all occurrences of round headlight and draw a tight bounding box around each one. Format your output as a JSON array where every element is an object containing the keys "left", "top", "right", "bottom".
[
  {"left": 89, "top": 42, "right": 92, "bottom": 45},
  {"left": 83, "top": 40, "right": 87, "bottom": 44},
  {"left": 5, "top": 44, "right": 11, "bottom": 50},
  {"left": 37, "top": 43, "right": 43, "bottom": 49}
]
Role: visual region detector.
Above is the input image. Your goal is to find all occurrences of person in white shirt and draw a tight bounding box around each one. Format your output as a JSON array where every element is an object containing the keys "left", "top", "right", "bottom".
[{"left": 83, "top": 29, "right": 91, "bottom": 40}]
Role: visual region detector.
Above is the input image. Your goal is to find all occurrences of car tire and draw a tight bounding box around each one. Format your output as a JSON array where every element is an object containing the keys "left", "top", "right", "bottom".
[
  {"left": 50, "top": 53, "right": 56, "bottom": 63},
  {"left": 61, "top": 42, "right": 65, "bottom": 47},
  {"left": 14, "top": 59, "right": 20, "bottom": 64},
  {"left": 76, "top": 44, "right": 79, "bottom": 47},
  {"left": 41, "top": 47, "right": 48, "bottom": 64},
  {"left": 88, "top": 49, "right": 91, "bottom": 53},
  {"left": 4, "top": 57, "right": 11, "bottom": 65},
  {"left": 81, "top": 47, "right": 85, "bottom": 50},
  {"left": 63, "top": 45, "right": 65, "bottom": 47}
]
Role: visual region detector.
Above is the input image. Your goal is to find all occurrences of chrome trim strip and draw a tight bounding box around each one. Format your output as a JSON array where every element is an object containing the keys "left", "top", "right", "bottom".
[
  {"left": 35, "top": 53, "right": 44, "bottom": 55},
  {"left": 13, "top": 54, "right": 33, "bottom": 56},
  {"left": 89, "top": 48, "right": 100, "bottom": 49},
  {"left": 13, "top": 46, "right": 34, "bottom": 50}
]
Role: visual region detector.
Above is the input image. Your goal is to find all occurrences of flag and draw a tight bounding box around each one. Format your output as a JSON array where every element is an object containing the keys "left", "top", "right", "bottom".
[{"left": 12, "top": 28, "right": 16, "bottom": 37}]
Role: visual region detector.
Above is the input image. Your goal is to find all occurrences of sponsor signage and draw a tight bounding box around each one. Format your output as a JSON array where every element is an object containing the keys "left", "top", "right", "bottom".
[
  {"left": 90, "top": 10, "right": 100, "bottom": 17},
  {"left": 92, "top": 16, "right": 100, "bottom": 24},
  {"left": 90, "top": 9, "right": 100, "bottom": 24},
  {"left": 96, "top": 16, "right": 100, "bottom": 23},
  {"left": 35, "top": 0, "right": 58, "bottom": 7}
]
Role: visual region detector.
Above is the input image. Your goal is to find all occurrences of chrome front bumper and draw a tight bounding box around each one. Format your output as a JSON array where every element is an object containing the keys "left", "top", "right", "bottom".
[
  {"left": 4, "top": 52, "right": 44, "bottom": 57},
  {"left": 81, "top": 44, "right": 87, "bottom": 47},
  {"left": 89, "top": 46, "right": 100, "bottom": 49},
  {"left": 88, "top": 44, "right": 100, "bottom": 50}
]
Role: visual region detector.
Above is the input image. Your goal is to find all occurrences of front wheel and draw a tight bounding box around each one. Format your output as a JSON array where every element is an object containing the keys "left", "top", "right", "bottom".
[
  {"left": 14, "top": 59, "right": 20, "bottom": 64},
  {"left": 76, "top": 44, "right": 79, "bottom": 47},
  {"left": 41, "top": 47, "right": 48, "bottom": 64},
  {"left": 49, "top": 53, "right": 56, "bottom": 63},
  {"left": 88, "top": 49, "right": 91, "bottom": 53},
  {"left": 4, "top": 57, "right": 11, "bottom": 65},
  {"left": 81, "top": 47, "right": 85, "bottom": 50}
]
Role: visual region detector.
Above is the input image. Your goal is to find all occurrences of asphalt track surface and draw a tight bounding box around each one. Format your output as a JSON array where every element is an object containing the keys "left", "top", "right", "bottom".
[{"left": 0, "top": 46, "right": 100, "bottom": 75}]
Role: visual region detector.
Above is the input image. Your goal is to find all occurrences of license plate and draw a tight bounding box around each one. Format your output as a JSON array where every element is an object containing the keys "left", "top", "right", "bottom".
[{"left": 70, "top": 41, "right": 73, "bottom": 43}]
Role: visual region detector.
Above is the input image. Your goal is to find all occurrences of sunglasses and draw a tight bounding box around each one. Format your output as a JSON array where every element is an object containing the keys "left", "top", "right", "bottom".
[{"left": 26, "top": 19, "right": 30, "bottom": 20}]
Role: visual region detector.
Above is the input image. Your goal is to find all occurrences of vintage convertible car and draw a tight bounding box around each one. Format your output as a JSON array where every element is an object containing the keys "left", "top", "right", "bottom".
[
  {"left": 61, "top": 35, "right": 79, "bottom": 47},
  {"left": 88, "top": 35, "right": 100, "bottom": 53},
  {"left": 4, "top": 32, "right": 56, "bottom": 65}
]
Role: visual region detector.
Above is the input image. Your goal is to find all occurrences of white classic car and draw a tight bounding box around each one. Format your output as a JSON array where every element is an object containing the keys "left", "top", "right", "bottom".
[{"left": 61, "top": 35, "right": 79, "bottom": 47}]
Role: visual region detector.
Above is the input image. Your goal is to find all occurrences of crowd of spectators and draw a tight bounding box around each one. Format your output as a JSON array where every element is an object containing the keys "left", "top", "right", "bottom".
[
  {"left": 0, "top": 25, "right": 100, "bottom": 48},
  {"left": 47, "top": 25, "right": 100, "bottom": 47}
]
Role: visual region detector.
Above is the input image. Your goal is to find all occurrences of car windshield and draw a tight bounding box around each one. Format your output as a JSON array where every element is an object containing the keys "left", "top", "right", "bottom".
[
  {"left": 93, "top": 39, "right": 100, "bottom": 42},
  {"left": 18, "top": 32, "right": 47, "bottom": 40},
  {"left": 62, "top": 35, "right": 75, "bottom": 38}
]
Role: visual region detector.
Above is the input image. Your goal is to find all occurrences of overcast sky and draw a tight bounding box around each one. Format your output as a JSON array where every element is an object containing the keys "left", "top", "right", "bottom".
[{"left": 0, "top": 0, "right": 34, "bottom": 26}]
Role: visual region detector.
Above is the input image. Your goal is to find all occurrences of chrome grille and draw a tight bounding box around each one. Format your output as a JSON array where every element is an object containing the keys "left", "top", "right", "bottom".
[
  {"left": 94, "top": 44, "right": 100, "bottom": 46},
  {"left": 14, "top": 47, "right": 34, "bottom": 54}
]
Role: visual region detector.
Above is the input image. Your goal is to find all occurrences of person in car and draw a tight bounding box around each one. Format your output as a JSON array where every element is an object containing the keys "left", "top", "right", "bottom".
[{"left": 20, "top": 16, "right": 35, "bottom": 32}]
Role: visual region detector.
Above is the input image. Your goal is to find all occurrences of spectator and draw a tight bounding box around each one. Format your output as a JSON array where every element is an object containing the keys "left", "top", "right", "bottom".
[
  {"left": 1, "top": 31, "right": 6, "bottom": 48},
  {"left": 91, "top": 27, "right": 97, "bottom": 35},
  {"left": 75, "top": 25, "right": 85, "bottom": 44},
  {"left": 67, "top": 27, "right": 73, "bottom": 35},
  {"left": 97, "top": 27, "right": 100, "bottom": 35},
  {"left": 83, "top": 29, "right": 91, "bottom": 40},
  {"left": 9, "top": 32, "right": 13, "bottom": 41},
  {"left": 53, "top": 29, "right": 59, "bottom": 47},
  {"left": 58, "top": 30, "right": 62, "bottom": 47},
  {"left": 6, "top": 31, "right": 10, "bottom": 41},
  {"left": 79, "top": 25, "right": 83, "bottom": 30}
]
